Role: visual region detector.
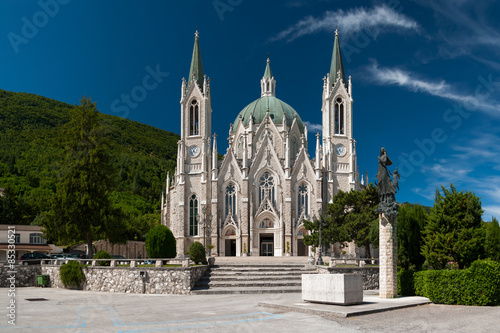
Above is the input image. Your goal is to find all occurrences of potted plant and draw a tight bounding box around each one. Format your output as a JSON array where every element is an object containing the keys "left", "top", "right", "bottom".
[
  {"left": 242, "top": 242, "right": 247, "bottom": 256},
  {"left": 286, "top": 241, "right": 291, "bottom": 256},
  {"left": 207, "top": 244, "right": 216, "bottom": 266}
]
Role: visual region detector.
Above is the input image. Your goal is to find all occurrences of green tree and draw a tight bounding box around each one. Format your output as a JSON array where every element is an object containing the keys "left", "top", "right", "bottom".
[
  {"left": 0, "top": 186, "right": 36, "bottom": 225},
  {"left": 189, "top": 241, "right": 206, "bottom": 264},
  {"left": 303, "top": 184, "right": 379, "bottom": 258},
  {"left": 484, "top": 217, "right": 500, "bottom": 262},
  {"left": 145, "top": 224, "right": 176, "bottom": 258},
  {"left": 398, "top": 203, "right": 427, "bottom": 270},
  {"left": 42, "top": 97, "right": 126, "bottom": 258},
  {"left": 421, "top": 184, "right": 485, "bottom": 269}
]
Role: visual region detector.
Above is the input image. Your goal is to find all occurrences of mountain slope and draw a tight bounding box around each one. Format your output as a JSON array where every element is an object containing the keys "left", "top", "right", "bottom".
[{"left": 0, "top": 89, "right": 178, "bottom": 239}]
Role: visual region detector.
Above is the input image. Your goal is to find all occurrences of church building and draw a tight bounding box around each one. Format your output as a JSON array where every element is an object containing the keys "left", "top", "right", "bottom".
[{"left": 161, "top": 30, "right": 361, "bottom": 257}]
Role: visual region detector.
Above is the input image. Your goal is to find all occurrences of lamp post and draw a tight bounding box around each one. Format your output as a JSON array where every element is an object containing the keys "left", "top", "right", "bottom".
[
  {"left": 317, "top": 216, "right": 325, "bottom": 266},
  {"left": 201, "top": 207, "right": 206, "bottom": 253},
  {"left": 206, "top": 213, "right": 212, "bottom": 256}
]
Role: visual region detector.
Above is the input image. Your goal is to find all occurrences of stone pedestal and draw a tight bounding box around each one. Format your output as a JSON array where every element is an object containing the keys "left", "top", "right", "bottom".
[
  {"left": 379, "top": 213, "right": 397, "bottom": 298},
  {"left": 302, "top": 274, "right": 363, "bottom": 305}
]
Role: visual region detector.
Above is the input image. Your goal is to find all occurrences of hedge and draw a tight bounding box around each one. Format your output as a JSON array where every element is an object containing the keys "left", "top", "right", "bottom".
[{"left": 414, "top": 259, "right": 500, "bottom": 305}]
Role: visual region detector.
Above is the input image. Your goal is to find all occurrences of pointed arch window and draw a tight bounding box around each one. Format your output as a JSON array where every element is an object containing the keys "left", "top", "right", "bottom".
[
  {"left": 190, "top": 100, "right": 200, "bottom": 136},
  {"left": 259, "top": 172, "right": 275, "bottom": 208},
  {"left": 189, "top": 194, "right": 199, "bottom": 236},
  {"left": 334, "top": 97, "right": 344, "bottom": 135},
  {"left": 225, "top": 184, "right": 236, "bottom": 218},
  {"left": 297, "top": 183, "right": 309, "bottom": 218}
]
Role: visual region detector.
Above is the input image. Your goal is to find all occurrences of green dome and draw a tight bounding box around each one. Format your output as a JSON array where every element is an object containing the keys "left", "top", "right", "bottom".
[{"left": 232, "top": 96, "right": 305, "bottom": 133}]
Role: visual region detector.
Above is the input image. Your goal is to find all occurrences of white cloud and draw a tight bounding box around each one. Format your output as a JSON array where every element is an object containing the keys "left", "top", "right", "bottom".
[
  {"left": 483, "top": 205, "right": 500, "bottom": 220},
  {"left": 413, "top": 0, "right": 500, "bottom": 69},
  {"left": 304, "top": 121, "right": 322, "bottom": 132},
  {"left": 416, "top": 0, "right": 500, "bottom": 49},
  {"left": 269, "top": 5, "right": 419, "bottom": 42},
  {"left": 367, "top": 61, "right": 500, "bottom": 116},
  {"left": 423, "top": 164, "right": 472, "bottom": 179},
  {"left": 411, "top": 131, "right": 500, "bottom": 220}
]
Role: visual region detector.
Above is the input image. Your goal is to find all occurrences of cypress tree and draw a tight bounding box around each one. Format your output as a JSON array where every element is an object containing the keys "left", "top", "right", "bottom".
[
  {"left": 43, "top": 97, "right": 126, "bottom": 258},
  {"left": 485, "top": 217, "right": 500, "bottom": 262},
  {"left": 421, "top": 184, "right": 484, "bottom": 269}
]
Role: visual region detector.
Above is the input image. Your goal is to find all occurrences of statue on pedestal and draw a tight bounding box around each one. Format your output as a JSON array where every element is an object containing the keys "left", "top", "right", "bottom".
[{"left": 376, "top": 147, "right": 399, "bottom": 218}]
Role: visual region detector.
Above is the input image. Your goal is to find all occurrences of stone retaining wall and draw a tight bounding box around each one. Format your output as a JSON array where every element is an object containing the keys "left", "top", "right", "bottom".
[
  {"left": 41, "top": 265, "right": 208, "bottom": 295},
  {"left": 317, "top": 266, "right": 379, "bottom": 290},
  {"left": 0, "top": 264, "right": 41, "bottom": 287}
]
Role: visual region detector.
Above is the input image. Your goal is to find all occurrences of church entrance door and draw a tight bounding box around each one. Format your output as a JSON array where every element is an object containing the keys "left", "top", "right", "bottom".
[
  {"left": 297, "top": 239, "right": 307, "bottom": 256},
  {"left": 225, "top": 239, "right": 236, "bottom": 256},
  {"left": 260, "top": 234, "right": 274, "bottom": 256}
]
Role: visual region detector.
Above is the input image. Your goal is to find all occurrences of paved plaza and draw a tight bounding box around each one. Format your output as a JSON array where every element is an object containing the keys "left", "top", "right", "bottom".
[{"left": 1, "top": 287, "right": 499, "bottom": 332}]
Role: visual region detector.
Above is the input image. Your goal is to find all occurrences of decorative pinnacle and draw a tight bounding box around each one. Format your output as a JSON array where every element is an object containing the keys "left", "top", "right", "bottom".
[
  {"left": 195, "top": 29, "right": 199, "bottom": 39},
  {"left": 335, "top": 28, "right": 339, "bottom": 36}
]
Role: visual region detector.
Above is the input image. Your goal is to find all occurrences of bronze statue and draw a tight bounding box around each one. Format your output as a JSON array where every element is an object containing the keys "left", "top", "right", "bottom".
[{"left": 376, "top": 147, "right": 397, "bottom": 203}]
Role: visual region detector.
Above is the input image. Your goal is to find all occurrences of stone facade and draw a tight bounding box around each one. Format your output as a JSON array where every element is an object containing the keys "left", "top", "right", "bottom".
[
  {"left": 317, "top": 266, "right": 379, "bottom": 290},
  {"left": 379, "top": 213, "right": 398, "bottom": 298},
  {"left": 41, "top": 264, "right": 208, "bottom": 295},
  {"left": 162, "top": 31, "right": 362, "bottom": 258}
]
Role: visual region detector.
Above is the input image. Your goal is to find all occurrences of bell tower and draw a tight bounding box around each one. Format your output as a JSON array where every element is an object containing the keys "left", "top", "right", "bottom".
[
  {"left": 177, "top": 29, "right": 212, "bottom": 184},
  {"left": 321, "top": 29, "right": 358, "bottom": 201},
  {"left": 173, "top": 30, "right": 213, "bottom": 255}
]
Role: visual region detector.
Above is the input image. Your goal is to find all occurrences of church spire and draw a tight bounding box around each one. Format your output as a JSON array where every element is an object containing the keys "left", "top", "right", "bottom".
[
  {"left": 188, "top": 29, "right": 204, "bottom": 91},
  {"left": 263, "top": 57, "right": 273, "bottom": 79},
  {"left": 329, "top": 29, "right": 346, "bottom": 85},
  {"left": 261, "top": 57, "right": 276, "bottom": 97}
]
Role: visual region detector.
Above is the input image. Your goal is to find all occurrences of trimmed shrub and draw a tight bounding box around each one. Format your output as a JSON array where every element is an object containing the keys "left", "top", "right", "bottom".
[
  {"left": 397, "top": 268, "right": 416, "bottom": 296},
  {"left": 145, "top": 225, "right": 176, "bottom": 258},
  {"left": 189, "top": 241, "right": 206, "bottom": 265},
  {"left": 93, "top": 250, "right": 112, "bottom": 266},
  {"left": 414, "top": 259, "right": 500, "bottom": 305},
  {"left": 60, "top": 261, "right": 86, "bottom": 289},
  {"left": 462, "top": 259, "right": 500, "bottom": 305}
]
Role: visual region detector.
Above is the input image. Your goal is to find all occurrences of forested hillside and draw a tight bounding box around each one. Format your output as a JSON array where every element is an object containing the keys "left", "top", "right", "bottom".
[{"left": 0, "top": 89, "right": 178, "bottom": 240}]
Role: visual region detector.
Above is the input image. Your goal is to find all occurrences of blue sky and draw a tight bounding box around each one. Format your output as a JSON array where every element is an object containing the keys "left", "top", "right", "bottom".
[{"left": 1, "top": 0, "right": 499, "bottom": 219}]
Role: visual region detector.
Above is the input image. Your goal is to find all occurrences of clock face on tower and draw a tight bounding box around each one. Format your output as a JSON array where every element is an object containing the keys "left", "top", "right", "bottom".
[
  {"left": 188, "top": 145, "right": 200, "bottom": 157},
  {"left": 334, "top": 144, "right": 346, "bottom": 156}
]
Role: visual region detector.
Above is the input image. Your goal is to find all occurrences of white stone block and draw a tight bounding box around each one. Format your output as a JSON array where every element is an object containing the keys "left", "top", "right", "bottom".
[{"left": 302, "top": 274, "right": 363, "bottom": 305}]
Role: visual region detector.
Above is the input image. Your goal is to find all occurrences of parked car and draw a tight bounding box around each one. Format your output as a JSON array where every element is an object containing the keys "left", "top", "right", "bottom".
[
  {"left": 18, "top": 252, "right": 50, "bottom": 266},
  {"left": 50, "top": 254, "right": 67, "bottom": 259},
  {"left": 67, "top": 253, "right": 88, "bottom": 259},
  {"left": 111, "top": 255, "right": 128, "bottom": 265}
]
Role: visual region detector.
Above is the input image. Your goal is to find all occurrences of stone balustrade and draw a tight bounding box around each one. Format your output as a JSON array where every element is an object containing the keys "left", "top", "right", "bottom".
[{"left": 0, "top": 259, "right": 207, "bottom": 294}]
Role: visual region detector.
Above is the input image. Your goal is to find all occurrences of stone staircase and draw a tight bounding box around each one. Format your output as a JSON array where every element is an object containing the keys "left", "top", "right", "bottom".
[{"left": 191, "top": 263, "right": 317, "bottom": 294}]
